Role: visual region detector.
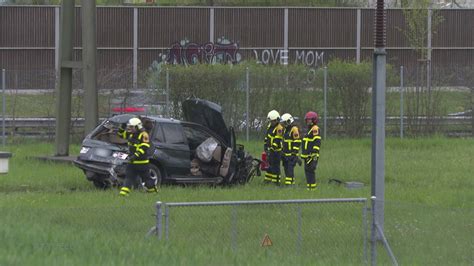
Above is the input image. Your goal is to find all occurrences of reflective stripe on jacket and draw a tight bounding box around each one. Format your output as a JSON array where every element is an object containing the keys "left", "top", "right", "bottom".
[
  {"left": 264, "top": 123, "right": 284, "bottom": 152},
  {"left": 301, "top": 125, "right": 321, "bottom": 159},
  {"left": 283, "top": 125, "right": 301, "bottom": 156},
  {"left": 118, "top": 128, "right": 151, "bottom": 164}
]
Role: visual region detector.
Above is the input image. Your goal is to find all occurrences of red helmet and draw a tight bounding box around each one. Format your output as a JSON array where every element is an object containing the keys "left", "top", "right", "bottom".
[{"left": 304, "top": 111, "right": 319, "bottom": 124}]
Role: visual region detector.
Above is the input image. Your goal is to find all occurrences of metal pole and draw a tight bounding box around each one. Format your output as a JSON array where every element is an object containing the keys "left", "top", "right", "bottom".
[
  {"left": 156, "top": 201, "right": 162, "bottom": 240},
  {"left": 231, "top": 206, "right": 238, "bottom": 251},
  {"left": 166, "top": 68, "right": 170, "bottom": 117},
  {"left": 356, "top": 9, "right": 361, "bottom": 64},
  {"left": 165, "top": 204, "right": 169, "bottom": 241},
  {"left": 363, "top": 200, "right": 369, "bottom": 265},
  {"left": 400, "top": 66, "right": 404, "bottom": 139},
  {"left": 323, "top": 66, "right": 328, "bottom": 139},
  {"left": 133, "top": 8, "right": 138, "bottom": 90},
  {"left": 246, "top": 67, "right": 249, "bottom": 141},
  {"left": 296, "top": 205, "right": 302, "bottom": 255},
  {"left": 2, "top": 69, "right": 5, "bottom": 147},
  {"left": 371, "top": 0, "right": 386, "bottom": 238},
  {"left": 370, "top": 196, "right": 377, "bottom": 266}
]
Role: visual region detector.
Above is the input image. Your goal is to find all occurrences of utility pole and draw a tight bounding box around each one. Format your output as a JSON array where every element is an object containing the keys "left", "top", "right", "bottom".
[
  {"left": 82, "top": 0, "right": 98, "bottom": 134},
  {"left": 55, "top": 0, "right": 75, "bottom": 156},
  {"left": 371, "top": 0, "right": 387, "bottom": 237}
]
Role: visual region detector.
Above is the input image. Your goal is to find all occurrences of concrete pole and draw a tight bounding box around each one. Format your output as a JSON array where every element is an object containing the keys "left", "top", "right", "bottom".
[
  {"left": 82, "top": 0, "right": 99, "bottom": 135},
  {"left": 55, "top": 0, "right": 74, "bottom": 156}
]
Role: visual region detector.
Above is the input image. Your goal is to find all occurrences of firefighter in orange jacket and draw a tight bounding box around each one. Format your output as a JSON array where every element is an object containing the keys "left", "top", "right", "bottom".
[
  {"left": 263, "top": 110, "right": 284, "bottom": 184},
  {"left": 281, "top": 113, "right": 301, "bottom": 185},
  {"left": 118, "top": 117, "right": 158, "bottom": 196},
  {"left": 301, "top": 111, "right": 321, "bottom": 190}
]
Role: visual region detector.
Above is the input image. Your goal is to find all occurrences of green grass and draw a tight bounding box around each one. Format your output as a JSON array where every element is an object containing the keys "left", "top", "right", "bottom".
[{"left": 0, "top": 138, "right": 473, "bottom": 265}]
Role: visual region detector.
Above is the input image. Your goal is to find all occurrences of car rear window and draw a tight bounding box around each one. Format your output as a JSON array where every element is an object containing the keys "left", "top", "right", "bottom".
[{"left": 162, "top": 123, "right": 185, "bottom": 144}]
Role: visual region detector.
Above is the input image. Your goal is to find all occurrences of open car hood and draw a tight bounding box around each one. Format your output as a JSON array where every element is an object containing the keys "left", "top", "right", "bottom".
[{"left": 182, "top": 98, "right": 231, "bottom": 146}]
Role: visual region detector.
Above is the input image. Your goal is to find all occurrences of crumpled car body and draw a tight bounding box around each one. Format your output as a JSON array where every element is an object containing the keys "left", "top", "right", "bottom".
[{"left": 73, "top": 98, "right": 260, "bottom": 188}]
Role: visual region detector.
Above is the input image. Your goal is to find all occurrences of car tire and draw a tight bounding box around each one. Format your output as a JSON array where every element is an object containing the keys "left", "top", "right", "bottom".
[
  {"left": 92, "top": 178, "right": 112, "bottom": 190},
  {"left": 149, "top": 164, "right": 163, "bottom": 186}
]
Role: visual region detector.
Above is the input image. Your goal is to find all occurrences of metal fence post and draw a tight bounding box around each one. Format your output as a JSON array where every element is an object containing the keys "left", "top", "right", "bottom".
[
  {"left": 231, "top": 205, "right": 238, "bottom": 251},
  {"left": 296, "top": 205, "right": 302, "bottom": 255},
  {"left": 246, "top": 67, "right": 249, "bottom": 141},
  {"left": 370, "top": 196, "right": 377, "bottom": 266},
  {"left": 400, "top": 66, "right": 404, "bottom": 139},
  {"left": 166, "top": 68, "right": 170, "bottom": 118},
  {"left": 363, "top": 199, "right": 369, "bottom": 264},
  {"left": 165, "top": 203, "right": 169, "bottom": 241},
  {"left": 156, "top": 201, "right": 163, "bottom": 240},
  {"left": 323, "top": 66, "right": 328, "bottom": 139},
  {"left": 2, "top": 69, "right": 5, "bottom": 147}
]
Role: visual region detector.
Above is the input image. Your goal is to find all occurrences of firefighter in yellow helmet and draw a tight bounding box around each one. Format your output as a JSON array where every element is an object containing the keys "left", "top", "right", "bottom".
[
  {"left": 117, "top": 117, "right": 158, "bottom": 196},
  {"left": 301, "top": 111, "right": 321, "bottom": 191},
  {"left": 281, "top": 113, "right": 302, "bottom": 185},
  {"left": 263, "top": 110, "right": 284, "bottom": 184}
]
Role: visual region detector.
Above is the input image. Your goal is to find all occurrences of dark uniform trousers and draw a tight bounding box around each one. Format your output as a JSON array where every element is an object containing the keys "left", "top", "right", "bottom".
[
  {"left": 124, "top": 163, "right": 153, "bottom": 189},
  {"left": 264, "top": 123, "right": 284, "bottom": 185},
  {"left": 266, "top": 151, "right": 281, "bottom": 184},
  {"left": 282, "top": 155, "right": 297, "bottom": 185},
  {"left": 304, "top": 157, "right": 318, "bottom": 189}
]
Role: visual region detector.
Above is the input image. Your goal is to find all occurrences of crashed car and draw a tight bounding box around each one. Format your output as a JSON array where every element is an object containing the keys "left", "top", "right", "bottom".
[{"left": 73, "top": 98, "right": 260, "bottom": 189}]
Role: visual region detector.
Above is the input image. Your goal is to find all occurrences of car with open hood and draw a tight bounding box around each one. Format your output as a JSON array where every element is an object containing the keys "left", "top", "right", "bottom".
[{"left": 73, "top": 98, "right": 260, "bottom": 188}]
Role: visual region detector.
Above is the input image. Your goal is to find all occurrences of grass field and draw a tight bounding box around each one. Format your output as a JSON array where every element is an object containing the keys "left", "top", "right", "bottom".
[{"left": 0, "top": 138, "right": 473, "bottom": 265}]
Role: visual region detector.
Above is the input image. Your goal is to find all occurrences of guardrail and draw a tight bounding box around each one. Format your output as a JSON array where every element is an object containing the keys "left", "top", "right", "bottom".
[{"left": 0, "top": 116, "right": 472, "bottom": 138}]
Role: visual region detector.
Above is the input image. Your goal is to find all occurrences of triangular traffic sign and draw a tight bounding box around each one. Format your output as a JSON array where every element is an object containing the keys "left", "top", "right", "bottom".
[{"left": 261, "top": 233, "right": 273, "bottom": 247}]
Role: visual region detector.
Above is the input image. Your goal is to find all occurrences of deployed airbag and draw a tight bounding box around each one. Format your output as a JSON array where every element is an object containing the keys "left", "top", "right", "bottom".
[{"left": 196, "top": 137, "right": 219, "bottom": 163}]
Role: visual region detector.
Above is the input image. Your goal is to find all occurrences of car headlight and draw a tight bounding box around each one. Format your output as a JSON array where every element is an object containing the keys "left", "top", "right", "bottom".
[{"left": 80, "top": 147, "right": 90, "bottom": 154}]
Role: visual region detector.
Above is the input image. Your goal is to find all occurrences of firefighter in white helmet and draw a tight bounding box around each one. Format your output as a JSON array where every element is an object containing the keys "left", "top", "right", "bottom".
[
  {"left": 281, "top": 113, "right": 302, "bottom": 185},
  {"left": 263, "top": 110, "right": 284, "bottom": 184},
  {"left": 117, "top": 117, "right": 157, "bottom": 196}
]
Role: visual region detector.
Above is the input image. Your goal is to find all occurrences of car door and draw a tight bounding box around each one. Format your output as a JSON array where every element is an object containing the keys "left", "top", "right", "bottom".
[{"left": 154, "top": 122, "right": 191, "bottom": 176}]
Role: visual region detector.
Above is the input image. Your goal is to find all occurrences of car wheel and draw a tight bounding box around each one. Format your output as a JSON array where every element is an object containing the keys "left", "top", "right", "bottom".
[
  {"left": 149, "top": 164, "right": 163, "bottom": 186},
  {"left": 92, "top": 178, "right": 112, "bottom": 190}
]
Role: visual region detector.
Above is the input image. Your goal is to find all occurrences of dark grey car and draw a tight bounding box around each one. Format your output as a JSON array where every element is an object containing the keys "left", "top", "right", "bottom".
[{"left": 73, "top": 98, "right": 260, "bottom": 188}]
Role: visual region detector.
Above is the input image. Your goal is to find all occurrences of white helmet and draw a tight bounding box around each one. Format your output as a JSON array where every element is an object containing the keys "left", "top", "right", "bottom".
[
  {"left": 127, "top": 117, "right": 143, "bottom": 130},
  {"left": 281, "top": 113, "right": 294, "bottom": 124},
  {"left": 267, "top": 110, "right": 280, "bottom": 121}
]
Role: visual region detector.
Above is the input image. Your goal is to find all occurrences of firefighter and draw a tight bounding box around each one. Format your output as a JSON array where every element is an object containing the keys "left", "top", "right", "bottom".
[
  {"left": 281, "top": 113, "right": 302, "bottom": 185},
  {"left": 301, "top": 111, "right": 321, "bottom": 191},
  {"left": 118, "top": 117, "right": 158, "bottom": 196},
  {"left": 263, "top": 110, "right": 284, "bottom": 184}
]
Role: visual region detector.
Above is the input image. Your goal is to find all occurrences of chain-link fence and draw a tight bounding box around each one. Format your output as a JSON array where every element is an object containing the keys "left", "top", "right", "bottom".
[
  {"left": 151, "top": 198, "right": 369, "bottom": 264},
  {"left": 2, "top": 198, "right": 472, "bottom": 264},
  {"left": 0, "top": 63, "right": 472, "bottom": 140},
  {"left": 380, "top": 200, "right": 474, "bottom": 266}
]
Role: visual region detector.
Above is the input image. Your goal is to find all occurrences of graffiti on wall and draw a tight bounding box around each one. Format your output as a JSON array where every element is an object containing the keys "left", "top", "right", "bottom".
[
  {"left": 253, "top": 49, "right": 325, "bottom": 67},
  {"left": 158, "top": 37, "right": 242, "bottom": 65}
]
